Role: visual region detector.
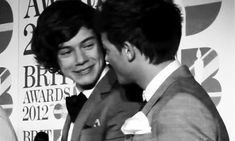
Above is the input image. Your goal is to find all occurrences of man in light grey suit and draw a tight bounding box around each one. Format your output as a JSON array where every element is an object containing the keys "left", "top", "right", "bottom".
[
  {"left": 31, "top": 1, "right": 142, "bottom": 141},
  {"left": 98, "top": 0, "right": 230, "bottom": 140}
]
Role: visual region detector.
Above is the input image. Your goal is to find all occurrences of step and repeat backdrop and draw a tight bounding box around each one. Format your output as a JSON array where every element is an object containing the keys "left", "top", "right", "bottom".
[{"left": 0, "top": 0, "right": 234, "bottom": 140}]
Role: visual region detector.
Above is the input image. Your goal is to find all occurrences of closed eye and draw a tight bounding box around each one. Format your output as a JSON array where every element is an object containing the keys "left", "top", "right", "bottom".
[
  {"left": 82, "top": 43, "right": 95, "bottom": 49},
  {"left": 81, "top": 40, "right": 98, "bottom": 50},
  {"left": 58, "top": 47, "right": 72, "bottom": 56}
]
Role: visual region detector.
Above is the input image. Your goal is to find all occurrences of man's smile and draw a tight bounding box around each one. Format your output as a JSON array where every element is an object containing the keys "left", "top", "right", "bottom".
[{"left": 74, "top": 65, "right": 94, "bottom": 75}]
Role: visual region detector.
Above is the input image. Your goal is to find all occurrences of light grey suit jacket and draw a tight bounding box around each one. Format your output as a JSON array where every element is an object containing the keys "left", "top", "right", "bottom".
[
  {"left": 0, "top": 106, "right": 18, "bottom": 141},
  {"left": 126, "top": 65, "right": 229, "bottom": 141},
  {"left": 62, "top": 68, "right": 141, "bottom": 141}
]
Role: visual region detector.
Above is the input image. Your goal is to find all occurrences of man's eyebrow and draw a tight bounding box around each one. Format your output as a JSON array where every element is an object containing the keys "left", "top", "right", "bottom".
[
  {"left": 58, "top": 36, "right": 97, "bottom": 48},
  {"left": 81, "top": 36, "right": 96, "bottom": 44},
  {"left": 58, "top": 45, "right": 69, "bottom": 49}
]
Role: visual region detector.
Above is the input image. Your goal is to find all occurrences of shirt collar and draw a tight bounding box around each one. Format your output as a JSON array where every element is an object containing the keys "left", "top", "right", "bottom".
[
  {"left": 143, "top": 60, "right": 181, "bottom": 101},
  {"left": 73, "top": 65, "right": 109, "bottom": 98}
]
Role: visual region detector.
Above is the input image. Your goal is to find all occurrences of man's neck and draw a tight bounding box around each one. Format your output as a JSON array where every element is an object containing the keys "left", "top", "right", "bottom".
[
  {"left": 75, "top": 65, "right": 110, "bottom": 97},
  {"left": 136, "top": 60, "right": 174, "bottom": 90}
]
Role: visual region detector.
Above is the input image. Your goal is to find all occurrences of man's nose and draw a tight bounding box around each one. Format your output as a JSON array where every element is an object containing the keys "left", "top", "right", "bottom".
[{"left": 75, "top": 49, "right": 88, "bottom": 65}]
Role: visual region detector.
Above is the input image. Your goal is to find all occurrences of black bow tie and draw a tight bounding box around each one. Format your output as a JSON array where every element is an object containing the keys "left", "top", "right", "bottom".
[{"left": 66, "top": 92, "right": 87, "bottom": 122}]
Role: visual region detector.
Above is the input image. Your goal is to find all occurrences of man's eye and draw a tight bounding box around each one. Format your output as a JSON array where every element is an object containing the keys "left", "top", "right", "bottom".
[
  {"left": 82, "top": 39, "right": 98, "bottom": 49},
  {"left": 85, "top": 43, "right": 94, "bottom": 48},
  {"left": 82, "top": 42, "right": 95, "bottom": 49},
  {"left": 59, "top": 49, "right": 72, "bottom": 55}
]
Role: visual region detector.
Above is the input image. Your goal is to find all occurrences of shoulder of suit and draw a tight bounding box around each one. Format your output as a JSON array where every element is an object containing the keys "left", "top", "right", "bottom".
[
  {"left": 0, "top": 107, "right": 8, "bottom": 119},
  {"left": 154, "top": 93, "right": 211, "bottom": 118}
]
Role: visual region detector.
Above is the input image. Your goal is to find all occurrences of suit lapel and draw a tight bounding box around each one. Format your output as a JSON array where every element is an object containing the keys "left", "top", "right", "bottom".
[
  {"left": 142, "top": 65, "right": 192, "bottom": 115},
  {"left": 62, "top": 85, "right": 79, "bottom": 141},
  {"left": 61, "top": 115, "right": 71, "bottom": 141},
  {"left": 71, "top": 68, "right": 117, "bottom": 141}
]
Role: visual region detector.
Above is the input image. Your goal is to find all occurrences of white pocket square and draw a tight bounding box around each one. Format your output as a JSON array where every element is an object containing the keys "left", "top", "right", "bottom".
[
  {"left": 121, "top": 111, "right": 151, "bottom": 135},
  {"left": 93, "top": 119, "right": 101, "bottom": 127}
]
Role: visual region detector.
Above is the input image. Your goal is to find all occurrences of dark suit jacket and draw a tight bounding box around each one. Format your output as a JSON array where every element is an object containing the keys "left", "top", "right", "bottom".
[
  {"left": 127, "top": 65, "right": 229, "bottom": 141},
  {"left": 62, "top": 68, "right": 141, "bottom": 141}
]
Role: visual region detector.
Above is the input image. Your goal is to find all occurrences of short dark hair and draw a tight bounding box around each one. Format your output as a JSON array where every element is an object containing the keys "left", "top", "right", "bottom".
[
  {"left": 31, "top": 0, "right": 100, "bottom": 73},
  {"left": 98, "top": 0, "right": 182, "bottom": 64}
]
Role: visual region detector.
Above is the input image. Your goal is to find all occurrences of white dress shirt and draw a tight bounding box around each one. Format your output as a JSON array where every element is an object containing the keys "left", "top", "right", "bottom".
[{"left": 143, "top": 60, "right": 181, "bottom": 102}]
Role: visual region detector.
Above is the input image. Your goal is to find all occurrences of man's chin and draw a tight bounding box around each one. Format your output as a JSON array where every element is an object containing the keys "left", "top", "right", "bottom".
[
  {"left": 117, "top": 78, "right": 128, "bottom": 85},
  {"left": 78, "top": 78, "right": 98, "bottom": 90},
  {"left": 80, "top": 83, "right": 96, "bottom": 90}
]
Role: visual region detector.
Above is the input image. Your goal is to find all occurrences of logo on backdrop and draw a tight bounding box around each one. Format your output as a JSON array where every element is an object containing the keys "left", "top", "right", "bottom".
[
  {"left": 53, "top": 103, "right": 67, "bottom": 120},
  {"left": 184, "top": 0, "right": 222, "bottom": 36},
  {"left": 0, "top": 0, "right": 13, "bottom": 54},
  {"left": 23, "top": 129, "right": 62, "bottom": 141},
  {"left": 0, "top": 67, "right": 13, "bottom": 116},
  {"left": 179, "top": 0, "right": 222, "bottom": 106},
  {"left": 0, "top": 0, "right": 14, "bottom": 117},
  {"left": 180, "top": 48, "right": 221, "bottom": 105},
  {"left": 22, "top": 65, "right": 71, "bottom": 121}
]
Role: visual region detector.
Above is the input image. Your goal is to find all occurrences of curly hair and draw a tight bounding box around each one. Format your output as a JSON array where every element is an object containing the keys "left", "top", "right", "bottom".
[{"left": 31, "top": 0, "right": 100, "bottom": 74}]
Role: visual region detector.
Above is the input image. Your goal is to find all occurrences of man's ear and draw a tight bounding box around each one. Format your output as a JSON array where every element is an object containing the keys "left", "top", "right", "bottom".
[{"left": 122, "top": 41, "right": 135, "bottom": 62}]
